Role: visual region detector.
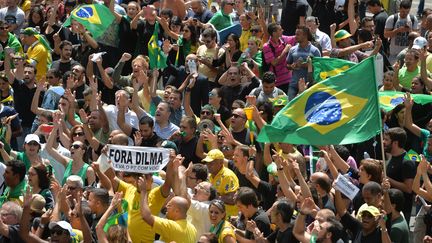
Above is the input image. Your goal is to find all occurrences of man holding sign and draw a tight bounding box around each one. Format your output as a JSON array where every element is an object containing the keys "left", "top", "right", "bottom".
[{"left": 101, "top": 145, "right": 174, "bottom": 243}]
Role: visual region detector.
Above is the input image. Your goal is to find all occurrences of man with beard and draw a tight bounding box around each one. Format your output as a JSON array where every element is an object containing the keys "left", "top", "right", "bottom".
[
  {"left": 383, "top": 127, "right": 416, "bottom": 225},
  {"left": 50, "top": 40, "right": 79, "bottom": 75},
  {"left": 117, "top": 113, "right": 162, "bottom": 147},
  {"left": 9, "top": 64, "right": 42, "bottom": 149}
]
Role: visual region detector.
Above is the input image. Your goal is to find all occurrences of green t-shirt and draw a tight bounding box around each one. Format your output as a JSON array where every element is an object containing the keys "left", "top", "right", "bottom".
[
  {"left": 390, "top": 215, "right": 410, "bottom": 243},
  {"left": 398, "top": 66, "right": 419, "bottom": 89},
  {"left": 208, "top": 10, "right": 232, "bottom": 31}
]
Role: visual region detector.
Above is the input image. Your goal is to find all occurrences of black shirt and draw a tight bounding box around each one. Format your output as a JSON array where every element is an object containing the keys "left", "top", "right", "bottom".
[
  {"left": 130, "top": 129, "right": 163, "bottom": 148},
  {"left": 341, "top": 212, "right": 383, "bottom": 243},
  {"left": 281, "top": 0, "right": 308, "bottom": 35},
  {"left": 386, "top": 152, "right": 416, "bottom": 221},
  {"left": 0, "top": 224, "right": 23, "bottom": 243},
  {"left": 50, "top": 59, "right": 79, "bottom": 75},
  {"left": 220, "top": 76, "right": 260, "bottom": 109},
  {"left": 244, "top": 208, "right": 271, "bottom": 239},
  {"left": 12, "top": 79, "right": 42, "bottom": 127},
  {"left": 134, "top": 20, "right": 164, "bottom": 56},
  {"left": 266, "top": 227, "right": 299, "bottom": 243},
  {"left": 176, "top": 136, "right": 201, "bottom": 166}
]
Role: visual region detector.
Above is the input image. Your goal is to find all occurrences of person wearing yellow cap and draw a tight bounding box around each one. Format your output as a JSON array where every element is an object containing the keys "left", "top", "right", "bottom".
[
  {"left": 203, "top": 149, "right": 239, "bottom": 217},
  {"left": 331, "top": 29, "right": 382, "bottom": 63},
  {"left": 20, "top": 27, "right": 52, "bottom": 81}
]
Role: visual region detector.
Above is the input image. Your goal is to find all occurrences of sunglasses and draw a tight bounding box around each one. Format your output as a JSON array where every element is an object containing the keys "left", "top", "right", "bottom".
[
  {"left": 46, "top": 76, "right": 55, "bottom": 79},
  {"left": 73, "top": 132, "right": 84, "bottom": 137},
  {"left": 201, "top": 110, "right": 211, "bottom": 115},
  {"left": 70, "top": 144, "right": 81, "bottom": 149},
  {"left": 232, "top": 114, "right": 245, "bottom": 119},
  {"left": 67, "top": 186, "right": 77, "bottom": 191},
  {"left": 251, "top": 29, "right": 260, "bottom": 33},
  {"left": 209, "top": 92, "right": 216, "bottom": 97}
]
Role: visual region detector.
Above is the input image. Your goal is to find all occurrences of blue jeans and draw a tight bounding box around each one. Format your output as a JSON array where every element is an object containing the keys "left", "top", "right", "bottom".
[
  {"left": 418, "top": 0, "right": 425, "bottom": 16},
  {"left": 288, "top": 83, "right": 299, "bottom": 101}
]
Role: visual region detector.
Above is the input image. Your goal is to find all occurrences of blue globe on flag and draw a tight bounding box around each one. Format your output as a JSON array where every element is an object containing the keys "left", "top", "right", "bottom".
[
  {"left": 305, "top": 91, "right": 342, "bottom": 125},
  {"left": 76, "top": 7, "right": 94, "bottom": 18}
]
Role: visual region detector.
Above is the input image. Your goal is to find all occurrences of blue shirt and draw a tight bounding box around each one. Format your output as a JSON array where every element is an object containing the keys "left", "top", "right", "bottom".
[{"left": 286, "top": 42, "right": 321, "bottom": 84}]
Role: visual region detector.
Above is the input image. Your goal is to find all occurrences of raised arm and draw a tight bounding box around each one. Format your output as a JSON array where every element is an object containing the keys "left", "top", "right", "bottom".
[
  {"left": 31, "top": 81, "right": 50, "bottom": 115},
  {"left": 110, "top": 0, "right": 123, "bottom": 23},
  {"left": 45, "top": 123, "right": 69, "bottom": 167},
  {"left": 19, "top": 189, "right": 47, "bottom": 243},
  {"left": 183, "top": 75, "right": 196, "bottom": 117},
  {"left": 404, "top": 92, "right": 422, "bottom": 137},
  {"left": 96, "top": 192, "right": 123, "bottom": 243},
  {"left": 293, "top": 198, "right": 316, "bottom": 243},
  {"left": 138, "top": 176, "right": 156, "bottom": 226},
  {"left": 420, "top": 49, "right": 432, "bottom": 91}
]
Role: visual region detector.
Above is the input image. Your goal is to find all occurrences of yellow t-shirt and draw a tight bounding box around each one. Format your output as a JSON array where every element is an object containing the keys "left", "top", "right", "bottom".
[
  {"left": 426, "top": 53, "right": 432, "bottom": 74},
  {"left": 153, "top": 218, "right": 197, "bottom": 243},
  {"left": 196, "top": 45, "right": 223, "bottom": 82},
  {"left": 20, "top": 0, "right": 31, "bottom": 13},
  {"left": 218, "top": 221, "right": 236, "bottom": 243},
  {"left": 239, "top": 29, "right": 251, "bottom": 52},
  {"left": 27, "top": 42, "right": 50, "bottom": 81},
  {"left": 117, "top": 180, "right": 166, "bottom": 243},
  {"left": 209, "top": 166, "right": 239, "bottom": 217}
]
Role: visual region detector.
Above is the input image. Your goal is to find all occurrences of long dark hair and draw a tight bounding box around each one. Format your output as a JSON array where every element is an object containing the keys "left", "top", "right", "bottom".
[
  {"left": 28, "top": 6, "right": 46, "bottom": 28},
  {"left": 32, "top": 163, "right": 51, "bottom": 190}
]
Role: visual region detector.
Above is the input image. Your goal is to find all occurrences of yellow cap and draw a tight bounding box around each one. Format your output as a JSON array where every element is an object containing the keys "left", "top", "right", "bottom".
[
  {"left": 202, "top": 149, "right": 225, "bottom": 162},
  {"left": 357, "top": 203, "right": 380, "bottom": 219}
]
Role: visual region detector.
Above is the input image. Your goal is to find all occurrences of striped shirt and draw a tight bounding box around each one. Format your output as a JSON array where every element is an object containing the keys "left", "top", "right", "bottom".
[{"left": 262, "top": 35, "right": 296, "bottom": 86}]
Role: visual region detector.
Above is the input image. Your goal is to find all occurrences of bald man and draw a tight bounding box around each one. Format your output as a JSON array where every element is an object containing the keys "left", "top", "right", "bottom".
[
  {"left": 139, "top": 177, "right": 197, "bottom": 243},
  {"left": 310, "top": 172, "right": 335, "bottom": 212}
]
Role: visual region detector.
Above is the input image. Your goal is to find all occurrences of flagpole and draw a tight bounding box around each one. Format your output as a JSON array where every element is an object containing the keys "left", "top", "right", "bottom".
[
  {"left": 380, "top": 130, "right": 387, "bottom": 177},
  {"left": 371, "top": 55, "right": 387, "bottom": 177}
]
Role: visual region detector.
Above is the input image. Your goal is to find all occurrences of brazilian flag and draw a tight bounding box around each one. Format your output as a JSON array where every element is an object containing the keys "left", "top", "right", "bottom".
[
  {"left": 379, "top": 91, "right": 432, "bottom": 112},
  {"left": 63, "top": 4, "right": 115, "bottom": 39},
  {"left": 257, "top": 57, "right": 381, "bottom": 145},
  {"left": 312, "top": 57, "right": 356, "bottom": 82},
  {"left": 148, "top": 22, "right": 168, "bottom": 70},
  {"left": 103, "top": 199, "right": 128, "bottom": 232},
  {"left": 404, "top": 149, "right": 420, "bottom": 162}
]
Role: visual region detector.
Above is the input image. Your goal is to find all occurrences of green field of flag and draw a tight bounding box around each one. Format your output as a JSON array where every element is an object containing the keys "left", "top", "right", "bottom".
[
  {"left": 312, "top": 57, "right": 356, "bottom": 82},
  {"left": 379, "top": 91, "right": 432, "bottom": 111}
]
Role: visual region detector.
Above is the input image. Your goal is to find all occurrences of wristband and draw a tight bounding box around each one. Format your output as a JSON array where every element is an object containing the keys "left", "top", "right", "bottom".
[{"left": 185, "top": 87, "right": 192, "bottom": 92}]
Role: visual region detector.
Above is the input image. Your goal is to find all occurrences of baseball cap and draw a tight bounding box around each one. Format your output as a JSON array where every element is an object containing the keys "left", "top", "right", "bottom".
[
  {"left": 412, "top": 37, "right": 427, "bottom": 50},
  {"left": 202, "top": 149, "right": 224, "bottom": 162},
  {"left": 357, "top": 203, "right": 380, "bottom": 219},
  {"left": 161, "top": 140, "right": 178, "bottom": 154},
  {"left": 20, "top": 27, "right": 39, "bottom": 36},
  {"left": 49, "top": 221, "right": 76, "bottom": 236},
  {"left": 334, "top": 29, "right": 352, "bottom": 42},
  {"left": 30, "top": 194, "right": 46, "bottom": 214},
  {"left": 25, "top": 134, "right": 41, "bottom": 145},
  {"left": 201, "top": 104, "right": 216, "bottom": 114}
]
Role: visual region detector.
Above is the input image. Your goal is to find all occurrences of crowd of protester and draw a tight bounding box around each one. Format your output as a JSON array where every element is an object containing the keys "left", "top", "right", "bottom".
[{"left": 0, "top": 0, "right": 431, "bottom": 242}]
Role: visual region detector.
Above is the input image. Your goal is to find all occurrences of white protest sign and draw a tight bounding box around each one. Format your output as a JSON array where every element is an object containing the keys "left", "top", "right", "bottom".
[
  {"left": 107, "top": 145, "right": 170, "bottom": 173},
  {"left": 334, "top": 173, "right": 360, "bottom": 201}
]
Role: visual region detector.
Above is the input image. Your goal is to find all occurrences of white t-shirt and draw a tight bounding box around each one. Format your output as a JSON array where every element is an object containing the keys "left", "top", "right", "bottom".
[
  {"left": 385, "top": 13, "right": 419, "bottom": 57},
  {"left": 103, "top": 105, "right": 139, "bottom": 132}
]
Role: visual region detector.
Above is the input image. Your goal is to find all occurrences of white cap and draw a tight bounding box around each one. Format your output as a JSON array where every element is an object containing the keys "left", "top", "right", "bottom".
[
  {"left": 49, "top": 221, "right": 76, "bottom": 236},
  {"left": 24, "top": 134, "right": 40, "bottom": 144},
  {"left": 412, "top": 37, "right": 427, "bottom": 50}
]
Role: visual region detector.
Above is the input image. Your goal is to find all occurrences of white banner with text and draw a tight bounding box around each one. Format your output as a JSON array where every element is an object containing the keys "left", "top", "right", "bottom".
[{"left": 107, "top": 145, "right": 170, "bottom": 173}]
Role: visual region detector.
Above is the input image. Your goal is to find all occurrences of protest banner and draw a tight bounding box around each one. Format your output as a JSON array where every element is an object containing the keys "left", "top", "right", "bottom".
[{"left": 107, "top": 145, "right": 170, "bottom": 173}]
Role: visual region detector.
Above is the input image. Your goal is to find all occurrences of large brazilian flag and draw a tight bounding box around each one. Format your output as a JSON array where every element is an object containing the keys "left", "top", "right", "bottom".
[
  {"left": 63, "top": 4, "right": 115, "bottom": 39},
  {"left": 258, "top": 57, "right": 381, "bottom": 145}
]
